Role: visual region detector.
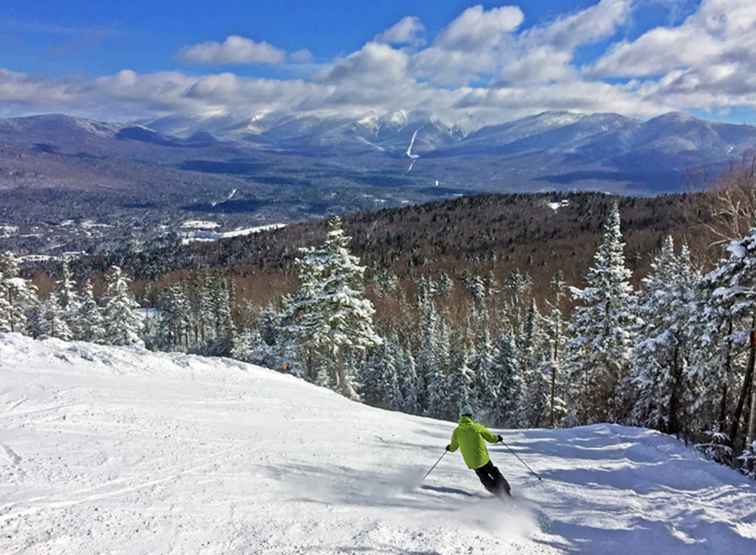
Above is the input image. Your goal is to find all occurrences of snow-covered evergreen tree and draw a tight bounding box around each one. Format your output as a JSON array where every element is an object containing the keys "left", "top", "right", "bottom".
[
  {"left": 76, "top": 279, "right": 104, "bottom": 342},
  {"left": 36, "top": 294, "right": 72, "bottom": 340},
  {"left": 420, "top": 304, "right": 452, "bottom": 417},
  {"left": 207, "top": 276, "right": 235, "bottom": 355},
  {"left": 566, "top": 203, "right": 639, "bottom": 423},
  {"left": 157, "top": 284, "right": 192, "bottom": 351},
  {"left": 544, "top": 271, "right": 568, "bottom": 427},
  {"left": 231, "top": 328, "right": 277, "bottom": 368},
  {"left": 0, "top": 251, "right": 38, "bottom": 334},
  {"left": 102, "top": 266, "right": 143, "bottom": 347},
  {"left": 700, "top": 228, "right": 756, "bottom": 453},
  {"left": 397, "top": 343, "right": 420, "bottom": 414},
  {"left": 444, "top": 348, "right": 475, "bottom": 421},
  {"left": 470, "top": 328, "right": 495, "bottom": 420},
  {"left": 360, "top": 334, "right": 401, "bottom": 410},
  {"left": 490, "top": 333, "right": 523, "bottom": 427},
  {"left": 284, "top": 217, "right": 381, "bottom": 399},
  {"left": 57, "top": 259, "right": 82, "bottom": 338},
  {"left": 631, "top": 237, "right": 700, "bottom": 435}
]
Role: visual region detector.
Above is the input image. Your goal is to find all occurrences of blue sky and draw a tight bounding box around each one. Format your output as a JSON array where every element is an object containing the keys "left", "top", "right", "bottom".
[{"left": 1, "top": 0, "right": 755, "bottom": 128}]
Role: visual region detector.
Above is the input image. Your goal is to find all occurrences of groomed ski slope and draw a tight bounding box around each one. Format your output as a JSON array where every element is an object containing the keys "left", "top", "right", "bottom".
[{"left": 1, "top": 334, "right": 755, "bottom": 554}]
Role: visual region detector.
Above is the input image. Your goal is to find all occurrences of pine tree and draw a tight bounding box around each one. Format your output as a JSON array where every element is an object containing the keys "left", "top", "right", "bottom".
[
  {"left": 520, "top": 300, "right": 551, "bottom": 427},
  {"left": 0, "top": 251, "right": 38, "bottom": 334},
  {"left": 36, "top": 294, "right": 72, "bottom": 340},
  {"left": 490, "top": 333, "right": 524, "bottom": 427},
  {"left": 359, "top": 335, "right": 401, "bottom": 410},
  {"left": 57, "top": 258, "right": 82, "bottom": 338},
  {"left": 444, "top": 348, "right": 475, "bottom": 421},
  {"left": 397, "top": 343, "right": 420, "bottom": 414},
  {"left": 231, "top": 327, "right": 276, "bottom": 367},
  {"left": 283, "top": 217, "right": 381, "bottom": 399},
  {"left": 631, "top": 237, "right": 699, "bottom": 435},
  {"left": 207, "top": 276, "right": 235, "bottom": 355},
  {"left": 157, "top": 284, "right": 192, "bottom": 351},
  {"left": 469, "top": 306, "right": 496, "bottom": 422},
  {"left": 702, "top": 228, "right": 756, "bottom": 453},
  {"left": 102, "top": 266, "right": 143, "bottom": 347},
  {"left": 76, "top": 279, "right": 104, "bottom": 342},
  {"left": 544, "top": 271, "right": 568, "bottom": 427},
  {"left": 420, "top": 308, "right": 452, "bottom": 417},
  {"left": 566, "top": 203, "right": 639, "bottom": 423}
]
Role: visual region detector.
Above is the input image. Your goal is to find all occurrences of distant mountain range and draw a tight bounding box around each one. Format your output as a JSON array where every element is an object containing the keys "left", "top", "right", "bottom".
[
  {"left": 1, "top": 110, "right": 755, "bottom": 205},
  {"left": 141, "top": 109, "right": 756, "bottom": 169}
]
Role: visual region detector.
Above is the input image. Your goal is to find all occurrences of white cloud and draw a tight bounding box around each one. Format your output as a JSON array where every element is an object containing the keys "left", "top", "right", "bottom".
[
  {"left": 289, "top": 49, "right": 314, "bottom": 64},
  {"left": 4, "top": 1, "right": 756, "bottom": 129},
  {"left": 411, "top": 5, "right": 524, "bottom": 86},
  {"left": 179, "top": 35, "right": 286, "bottom": 65},
  {"left": 591, "top": 0, "right": 756, "bottom": 77},
  {"left": 524, "top": 0, "right": 631, "bottom": 51},
  {"left": 317, "top": 42, "right": 410, "bottom": 87},
  {"left": 436, "top": 5, "right": 523, "bottom": 50},
  {"left": 374, "top": 16, "right": 425, "bottom": 46}
]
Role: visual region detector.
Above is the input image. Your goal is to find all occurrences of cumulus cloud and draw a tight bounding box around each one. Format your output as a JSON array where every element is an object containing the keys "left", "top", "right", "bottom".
[
  {"left": 180, "top": 35, "right": 286, "bottom": 65},
  {"left": 436, "top": 5, "right": 523, "bottom": 50},
  {"left": 494, "top": 0, "right": 632, "bottom": 84},
  {"left": 591, "top": 0, "right": 756, "bottom": 77},
  {"left": 4, "top": 1, "right": 756, "bottom": 129},
  {"left": 317, "top": 42, "right": 410, "bottom": 87},
  {"left": 374, "top": 16, "right": 425, "bottom": 46},
  {"left": 587, "top": 0, "right": 756, "bottom": 114},
  {"left": 412, "top": 5, "right": 524, "bottom": 86}
]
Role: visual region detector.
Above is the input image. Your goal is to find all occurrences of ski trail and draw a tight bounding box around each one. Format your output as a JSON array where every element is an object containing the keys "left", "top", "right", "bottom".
[
  {"left": 0, "top": 446, "right": 236, "bottom": 526},
  {"left": 406, "top": 128, "right": 420, "bottom": 172}
]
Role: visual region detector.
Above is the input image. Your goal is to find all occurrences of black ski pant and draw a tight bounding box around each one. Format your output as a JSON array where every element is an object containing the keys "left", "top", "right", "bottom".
[{"left": 474, "top": 461, "right": 510, "bottom": 496}]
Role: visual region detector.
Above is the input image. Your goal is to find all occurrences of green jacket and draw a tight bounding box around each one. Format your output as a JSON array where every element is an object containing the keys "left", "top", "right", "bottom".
[{"left": 447, "top": 416, "right": 499, "bottom": 470}]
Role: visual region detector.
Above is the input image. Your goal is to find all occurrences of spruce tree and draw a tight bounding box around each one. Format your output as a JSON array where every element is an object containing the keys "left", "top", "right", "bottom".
[
  {"left": 0, "top": 251, "right": 38, "bottom": 334},
  {"left": 102, "top": 266, "right": 143, "bottom": 347},
  {"left": 631, "top": 237, "right": 699, "bottom": 435},
  {"left": 490, "top": 333, "right": 524, "bottom": 427},
  {"left": 284, "top": 217, "right": 380, "bottom": 399},
  {"left": 36, "top": 295, "right": 72, "bottom": 340},
  {"left": 566, "top": 203, "right": 639, "bottom": 423},
  {"left": 57, "top": 259, "right": 82, "bottom": 338},
  {"left": 76, "top": 279, "right": 104, "bottom": 342}
]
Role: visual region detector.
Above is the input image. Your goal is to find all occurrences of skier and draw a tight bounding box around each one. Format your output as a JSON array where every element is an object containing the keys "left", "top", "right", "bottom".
[{"left": 446, "top": 404, "right": 511, "bottom": 497}]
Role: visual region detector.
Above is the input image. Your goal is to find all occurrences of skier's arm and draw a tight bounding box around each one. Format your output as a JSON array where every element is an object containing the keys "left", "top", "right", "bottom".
[
  {"left": 475, "top": 423, "right": 500, "bottom": 444},
  {"left": 446, "top": 429, "right": 459, "bottom": 452}
]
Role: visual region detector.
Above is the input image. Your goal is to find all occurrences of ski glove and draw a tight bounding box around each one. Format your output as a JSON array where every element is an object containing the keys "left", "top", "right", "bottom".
[
  {"left": 445, "top": 444, "right": 453, "bottom": 452},
  {"left": 497, "top": 435, "right": 503, "bottom": 443}
]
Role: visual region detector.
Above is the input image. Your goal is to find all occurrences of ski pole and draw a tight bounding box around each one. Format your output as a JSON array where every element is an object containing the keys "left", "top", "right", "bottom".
[
  {"left": 498, "top": 438, "right": 543, "bottom": 481},
  {"left": 422, "top": 449, "right": 448, "bottom": 481}
]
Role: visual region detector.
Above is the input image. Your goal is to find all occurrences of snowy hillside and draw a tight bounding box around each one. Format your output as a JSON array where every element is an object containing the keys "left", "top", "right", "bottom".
[{"left": 1, "top": 334, "right": 755, "bottom": 554}]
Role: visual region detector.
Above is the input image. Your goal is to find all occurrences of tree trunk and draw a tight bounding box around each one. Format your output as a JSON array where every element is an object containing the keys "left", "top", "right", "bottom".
[
  {"left": 336, "top": 352, "right": 358, "bottom": 400},
  {"left": 730, "top": 325, "right": 756, "bottom": 452},
  {"left": 667, "top": 343, "right": 682, "bottom": 435},
  {"left": 719, "top": 318, "right": 734, "bottom": 430},
  {"left": 550, "top": 363, "right": 557, "bottom": 428},
  {"left": 747, "top": 350, "right": 756, "bottom": 449}
]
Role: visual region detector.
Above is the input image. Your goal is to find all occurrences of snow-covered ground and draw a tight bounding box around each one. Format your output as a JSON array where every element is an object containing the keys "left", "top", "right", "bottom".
[
  {"left": 1, "top": 333, "right": 755, "bottom": 554},
  {"left": 179, "top": 224, "right": 286, "bottom": 245}
]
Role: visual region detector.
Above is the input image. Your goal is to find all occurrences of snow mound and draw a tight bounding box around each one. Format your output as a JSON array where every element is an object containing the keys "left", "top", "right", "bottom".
[{"left": 1, "top": 333, "right": 755, "bottom": 554}]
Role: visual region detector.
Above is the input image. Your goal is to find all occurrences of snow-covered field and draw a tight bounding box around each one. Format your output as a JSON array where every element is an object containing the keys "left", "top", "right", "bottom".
[{"left": 1, "top": 334, "right": 755, "bottom": 554}]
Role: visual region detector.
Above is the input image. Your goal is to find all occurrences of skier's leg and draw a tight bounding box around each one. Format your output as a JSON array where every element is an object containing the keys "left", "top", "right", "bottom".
[
  {"left": 474, "top": 463, "right": 498, "bottom": 493},
  {"left": 489, "top": 463, "right": 511, "bottom": 496}
]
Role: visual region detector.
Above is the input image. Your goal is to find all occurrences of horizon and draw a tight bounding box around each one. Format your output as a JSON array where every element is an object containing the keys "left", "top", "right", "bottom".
[{"left": 2, "top": 0, "right": 756, "bottom": 129}]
